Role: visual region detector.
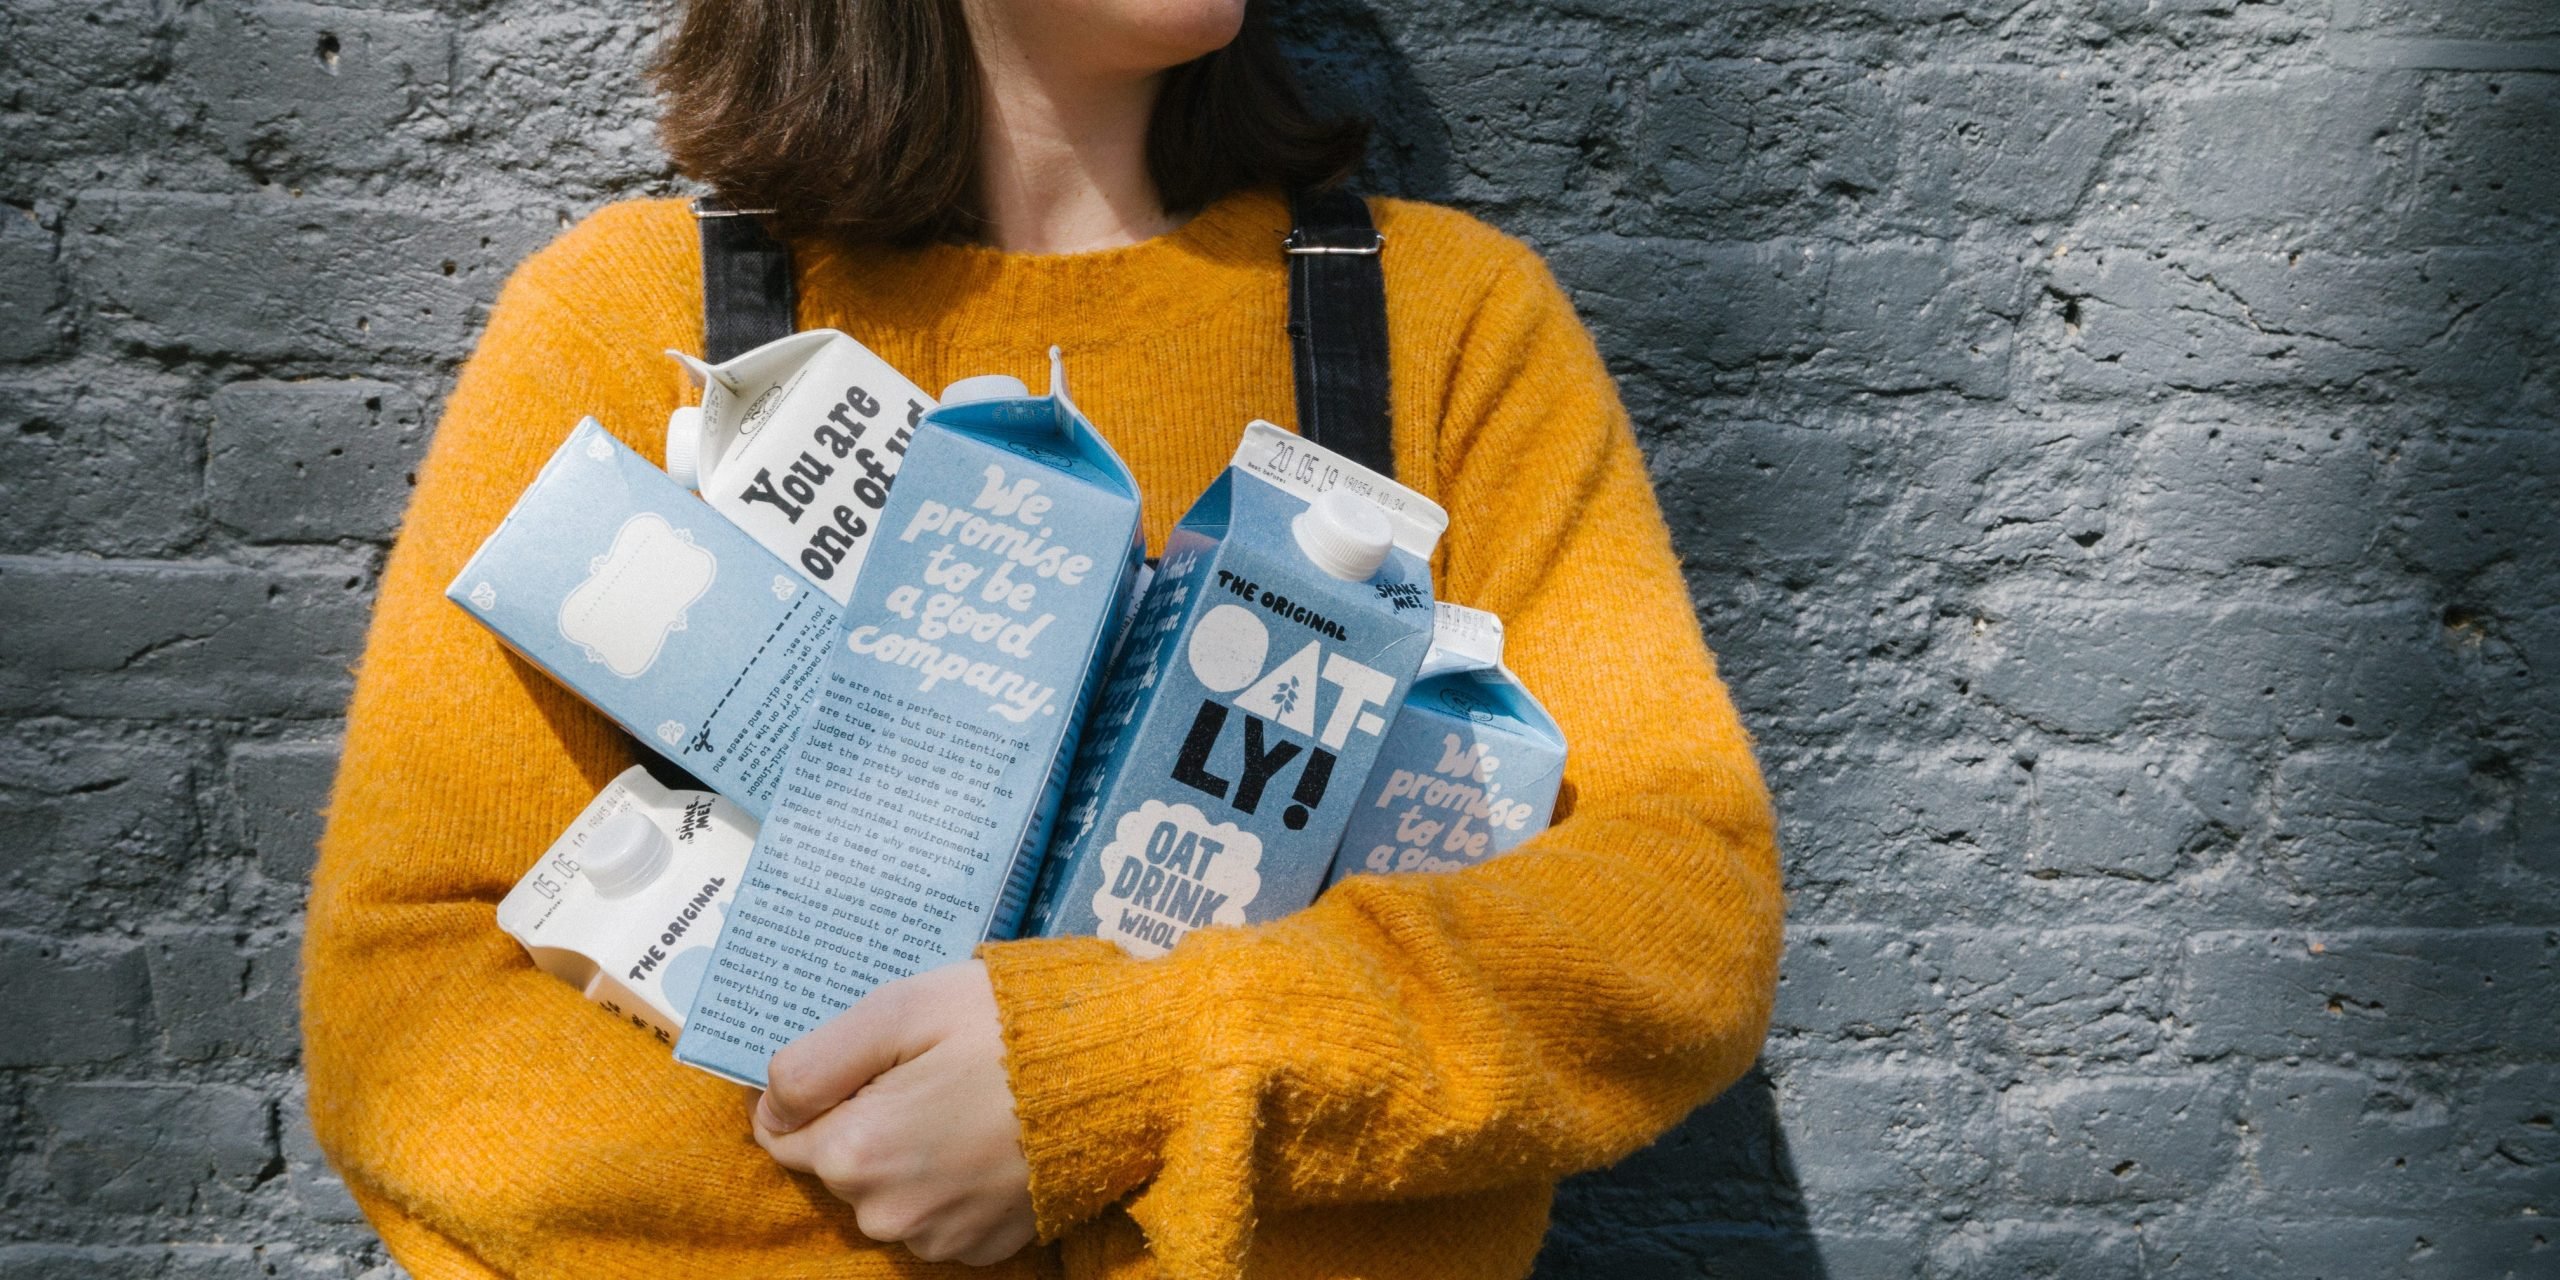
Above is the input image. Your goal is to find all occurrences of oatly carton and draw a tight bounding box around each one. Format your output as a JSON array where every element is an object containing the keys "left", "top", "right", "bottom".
[
  {"left": 1323, "top": 603, "right": 1568, "bottom": 887},
  {"left": 675, "top": 352, "right": 1144, "bottom": 1087},
  {"left": 663, "top": 330, "right": 934, "bottom": 604},
  {"left": 447, "top": 419, "right": 842, "bottom": 819},
  {"left": 1025, "top": 421, "right": 1447, "bottom": 957},
  {"left": 497, "top": 765, "right": 755, "bottom": 1045}
]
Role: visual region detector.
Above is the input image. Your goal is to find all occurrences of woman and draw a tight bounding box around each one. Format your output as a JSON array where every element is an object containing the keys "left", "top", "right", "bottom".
[{"left": 301, "top": 0, "right": 1784, "bottom": 1274}]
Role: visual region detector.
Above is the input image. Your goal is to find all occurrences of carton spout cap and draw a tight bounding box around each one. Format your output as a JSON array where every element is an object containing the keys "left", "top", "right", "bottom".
[
  {"left": 583, "top": 809, "right": 672, "bottom": 899},
  {"left": 664, "top": 406, "right": 705, "bottom": 489},
  {"left": 1295, "top": 490, "right": 1395, "bottom": 581},
  {"left": 939, "top": 374, "right": 1030, "bottom": 405}
]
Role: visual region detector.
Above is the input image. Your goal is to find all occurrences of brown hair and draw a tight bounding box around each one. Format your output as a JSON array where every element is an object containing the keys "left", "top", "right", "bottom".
[{"left": 652, "top": 0, "right": 1368, "bottom": 247}]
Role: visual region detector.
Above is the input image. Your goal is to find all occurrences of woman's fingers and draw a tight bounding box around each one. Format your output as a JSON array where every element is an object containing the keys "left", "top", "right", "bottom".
[
  {"left": 753, "top": 1092, "right": 867, "bottom": 1189},
  {"left": 751, "top": 960, "right": 1032, "bottom": 1266},
  {"left": 753, "top": 1051, "right": 1033, "bottom": 1266},
  {"left": 757, "top": 976, "right": 921, "bottom": 1134}
]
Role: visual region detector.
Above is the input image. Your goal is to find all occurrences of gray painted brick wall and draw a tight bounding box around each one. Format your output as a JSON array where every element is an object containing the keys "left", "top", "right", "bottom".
[{"left": 1, "top": 0, "right": 2551, "bottom": 1275}]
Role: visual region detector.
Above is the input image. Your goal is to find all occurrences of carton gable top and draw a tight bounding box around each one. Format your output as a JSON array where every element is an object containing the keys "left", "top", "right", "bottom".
[
  {"left": 673, "top": 331, "right": 841, "bottom": 431},
  {"left": 923, "top": 367, "right": 1137, "bottom": 501},
  {"left": 1413, "top": 666, "right": 1564, "bottom": 745},
  {"left": 1168, "top": 469, "right": 1439, "bottom": 647},
  {"left": 1236, "top": 466, "right": 1428, "bottom": 583},
  {"left": 1231, "top": 420, "right": 1447, "bottom": 560}
]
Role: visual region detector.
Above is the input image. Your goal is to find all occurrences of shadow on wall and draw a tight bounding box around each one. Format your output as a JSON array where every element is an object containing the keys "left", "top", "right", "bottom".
[
  {"left": 1274, "top": 0, "right": 1457, "bottom": 202},
  {"left": 1281, "top": 0, "right": 2560, "bottom": 1275},
  {"left": 1534, "top": 1068, "right": 1830, "bottom": 1280}
]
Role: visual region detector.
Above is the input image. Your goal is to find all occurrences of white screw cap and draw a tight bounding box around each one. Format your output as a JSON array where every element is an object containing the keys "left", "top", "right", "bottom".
[
  {"left": 1294, "top": 490, "right": 1394, "bottom": 581},
  {"left": 664, "top": 406, "right": 705, "bottom": 489},
  {"left": 938, "top": 373, "right": 1030, "bottom": 405},
  {"left": 582, "top": 809, "right": 672, "bottom": 899}
]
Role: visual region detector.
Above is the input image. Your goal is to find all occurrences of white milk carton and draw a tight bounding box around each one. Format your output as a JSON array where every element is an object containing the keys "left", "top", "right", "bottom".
[
  {"left": 1323, "top": 603, "right": 1568, "bottom": 887},
  {"left": 675, "top": 352, "right": 1145, "bottom": 1087},
  {"left": 1024, "top": 421, "right": 1446, "bottom": 957},
  {"left": 497, "top": 766, "right": 755, "bottom": 1044},
  {"left": 664, "top": 330, "right": 935, "bottom": 604},
  {"left": 447, "top": 419, "right": 841, "bottom": 819}
]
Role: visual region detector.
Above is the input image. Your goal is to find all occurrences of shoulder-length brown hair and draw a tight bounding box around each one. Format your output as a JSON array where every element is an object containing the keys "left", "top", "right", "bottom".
[{"left": 652, "top": 0, "right": 1367, "bottom": 246}]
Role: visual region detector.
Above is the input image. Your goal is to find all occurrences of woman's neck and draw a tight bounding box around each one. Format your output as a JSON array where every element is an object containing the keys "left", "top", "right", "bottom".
[{"left": 966, "top": 14, "right": 1174, "bottom": 255}]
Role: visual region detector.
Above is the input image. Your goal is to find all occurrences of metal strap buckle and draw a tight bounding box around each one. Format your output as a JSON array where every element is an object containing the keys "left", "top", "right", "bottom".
[
  {"left": 1283, "top": 229, "right": 1385, "bottom": 256},
  {"left": 691, "top": 197, "right": 780, "bottom": 219}
]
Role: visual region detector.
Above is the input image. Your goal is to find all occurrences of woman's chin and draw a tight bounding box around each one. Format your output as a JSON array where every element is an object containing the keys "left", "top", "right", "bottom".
[{"left": 1080, "top": 0, "right": 1251, "bottom": 73}]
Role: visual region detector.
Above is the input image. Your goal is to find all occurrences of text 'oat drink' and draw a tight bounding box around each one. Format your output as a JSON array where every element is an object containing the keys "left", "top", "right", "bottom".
[
  {"left": 1324, "top": 602, "right": 1568, "bottom": 888},
  {"left": 665, "top": 329, "right": 935, "bottom": 605},
  {"left": 675, "top": 351, "right": 1144, "bottom": 1087},
  {"left": 1026, "top": 420, "right": 1447, "bottom": 957},
  {"left": 496, "top": 765, "right": 756, "bottom": 1045},
  {"left": 447, "top": 419, "right": 841, "bottom": 818}
]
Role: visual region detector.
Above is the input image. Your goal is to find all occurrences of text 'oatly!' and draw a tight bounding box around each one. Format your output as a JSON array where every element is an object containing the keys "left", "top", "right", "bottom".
[{"left": 1026, "top": 420, "right": 1446, "bottom": 957}]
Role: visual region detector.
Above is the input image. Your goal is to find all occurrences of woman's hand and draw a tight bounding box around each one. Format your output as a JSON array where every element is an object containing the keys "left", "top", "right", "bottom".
[{"left": 753, "top": 959, "right": 1037, "bottom": 1266}]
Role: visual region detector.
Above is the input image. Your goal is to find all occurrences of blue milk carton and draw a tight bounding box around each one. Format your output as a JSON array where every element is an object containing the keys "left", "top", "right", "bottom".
[
  {"left": 446, "top": 419, "right": 844, "bottom": 819},
  {"left": 1323, "top": 603, "right": 1569, "bottom": 887},
  {"left": 1025, "top": 421, "right": 1447, "bottom": 957},
  {"left": 675, "top": 353, "right": 1144, "bottom": 1086}
]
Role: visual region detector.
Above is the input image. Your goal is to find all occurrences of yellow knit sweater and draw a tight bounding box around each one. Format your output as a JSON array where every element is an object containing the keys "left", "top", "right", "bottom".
[{"left": 302, "top": 187, "right": 1783, "bottom": 1280}]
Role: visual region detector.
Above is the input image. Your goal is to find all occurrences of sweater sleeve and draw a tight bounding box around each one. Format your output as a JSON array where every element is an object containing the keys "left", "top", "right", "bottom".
[
  {"left": 979, "top": 239, "right": 1785, "bottom": 1275},
  {"left": 298, "top": 205, "right": 930, "bottom": 1279}
]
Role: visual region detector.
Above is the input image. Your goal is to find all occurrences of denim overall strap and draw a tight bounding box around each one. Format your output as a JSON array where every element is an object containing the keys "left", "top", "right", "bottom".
[
  {"left": 1284, "top": 187, "right": 1394, "bottom": 480},
  {"left": 693, "top": 197, "right": 797, "bottom": 362}
]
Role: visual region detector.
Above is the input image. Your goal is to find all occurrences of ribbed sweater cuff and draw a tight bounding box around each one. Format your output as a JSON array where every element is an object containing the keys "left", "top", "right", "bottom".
[{"left": 981, "top": 935, "right": 1191, "bottom": 1241}]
